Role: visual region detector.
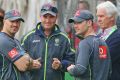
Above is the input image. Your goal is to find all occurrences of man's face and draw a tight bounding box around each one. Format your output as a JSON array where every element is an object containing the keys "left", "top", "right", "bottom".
[
  {"left": 41, "top": 14, "right": 57, "bottom": 31},
  {"left": 96, "top": 8, "right": 111, "bottom": 29},
  {"left": 73, "top": 20, "right": 88, "bottom": 36},
  {"left": 3, "top": 19, "right": 21, "bottom": 36}
]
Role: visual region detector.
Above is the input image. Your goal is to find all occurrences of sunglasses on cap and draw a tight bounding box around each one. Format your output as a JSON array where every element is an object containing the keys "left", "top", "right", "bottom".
[{"left": 41, "top": 5, "right": 58, "bottom": 13}]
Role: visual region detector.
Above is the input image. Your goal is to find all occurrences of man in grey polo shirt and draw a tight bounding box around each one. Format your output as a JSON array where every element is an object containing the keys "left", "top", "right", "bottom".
[
  {"left": 0, "top": 10, "right": 41, "bottom": 80},
  {"left": 67, "top": 10, "right": 111, "bottom": 80}
]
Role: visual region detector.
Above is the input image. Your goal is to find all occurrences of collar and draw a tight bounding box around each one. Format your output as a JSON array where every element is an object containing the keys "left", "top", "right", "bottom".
[
  {"left": 35, "top": 22, "right": 60, "bottom": 37},
  {"left": 1, "top": 32, "right": 14, "bottom": 39},
  {"left": 100, "top": 25, "right": 117, "bottom": 40}
]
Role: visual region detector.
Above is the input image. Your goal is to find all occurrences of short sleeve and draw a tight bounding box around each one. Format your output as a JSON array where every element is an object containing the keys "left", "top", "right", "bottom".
[{"left": 0, "top": 38, "right": 25, "bottom": 62}]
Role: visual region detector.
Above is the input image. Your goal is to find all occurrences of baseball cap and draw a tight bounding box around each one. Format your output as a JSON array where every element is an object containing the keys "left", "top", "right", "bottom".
[
  {"left": 40, "top": 3, "right": 58, "bottom": 16},
  {"left": 4, "top": 10, "right": 24, "bottom": 22},
  {"left": 69, "top": 10, "right": 94, "bottom": 23}
]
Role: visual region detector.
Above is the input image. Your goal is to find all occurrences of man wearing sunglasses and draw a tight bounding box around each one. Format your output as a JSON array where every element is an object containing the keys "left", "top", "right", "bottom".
[{"left": 21, "top": 3, "right": 75, "bottom": 80}]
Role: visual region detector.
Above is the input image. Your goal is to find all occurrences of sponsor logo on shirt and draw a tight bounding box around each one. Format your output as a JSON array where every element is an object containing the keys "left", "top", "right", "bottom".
[
  {"left": 99, "top": 46, "right": 107, "bottom": 59},
  {"left": 32, "top": 40, "right": 40, "bottom": 43},
  {"left": 8, "top": 48, "right": 18, "bottom": 58}
]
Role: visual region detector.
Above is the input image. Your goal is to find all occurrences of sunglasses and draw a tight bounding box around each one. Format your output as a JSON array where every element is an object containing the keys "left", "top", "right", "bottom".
[
  {"left": 41, "top": 6, "right": 58, "bottom": 13},
  {"left": 0, "top": 16, "right": 3, "bottom": 20}
]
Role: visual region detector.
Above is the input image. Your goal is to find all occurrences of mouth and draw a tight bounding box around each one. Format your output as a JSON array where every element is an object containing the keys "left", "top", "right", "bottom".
[
  {"left": 12, "top": 27, "right": 18, "bottom": 31},
  {"left": 75, "top": 28, "right": 80, "bottom": 32},
  {"left": 98, "top": 22, "right": 103, "bottom": 25},
  {"left": 45, "top": 24, "right": 52, "bottom": 27}
]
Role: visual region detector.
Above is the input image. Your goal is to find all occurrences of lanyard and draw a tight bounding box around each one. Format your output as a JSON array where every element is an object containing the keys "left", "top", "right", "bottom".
[{"left": 100, "top": 26, "right": 117, "bottom": 41}]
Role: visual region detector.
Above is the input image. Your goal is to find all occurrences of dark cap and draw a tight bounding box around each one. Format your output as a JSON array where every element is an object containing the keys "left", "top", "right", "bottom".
[
  {"left": 40, "top": 3, "right": 58, "bottom": 16},
  {"left": 4, "top": 10, "right": 24, "bottom": 22},
  {"left": 69, "top": 10, "right": 93, "bottom": 23}
]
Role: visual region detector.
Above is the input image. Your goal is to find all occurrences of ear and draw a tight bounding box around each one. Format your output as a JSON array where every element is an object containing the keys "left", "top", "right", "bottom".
[
  {"left": 110, "top": 15, "right": 115, "bottom": 21},
  {"left": 87, "top": 20, "right": 92, "bottom": 26}
]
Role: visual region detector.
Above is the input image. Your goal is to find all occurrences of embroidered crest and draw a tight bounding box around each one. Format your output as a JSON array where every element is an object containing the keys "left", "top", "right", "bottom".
[
  {"left": 12, "top": 10, "right": 20, "bottom": 16},
  {"left": 55, "top": 38, "right": 60, "bottom": 46}
]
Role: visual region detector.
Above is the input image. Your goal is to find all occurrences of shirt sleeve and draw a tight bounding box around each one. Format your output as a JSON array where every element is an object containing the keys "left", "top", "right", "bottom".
[
  {"left": 68, "top": 40, "right": 91, "bottom": 77},
  {"left": 0, "top": 38, "right": 25, "bottom": 62}
]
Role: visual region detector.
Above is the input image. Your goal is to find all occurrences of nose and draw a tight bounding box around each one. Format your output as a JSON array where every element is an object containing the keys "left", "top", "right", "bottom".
[
  {"left": 45, "top": 17, "right": 50, "bottom": 23},
  {"left": 13, "top": 21, "right": 20, "bottom": 26},
  {"left": 74, "top": 23, "right": 79, "bottom": 28},
  {"left": 97, "top": 17, "right": 101, "bottom": 23},
  {"left": 13, "top": 22, "right": 18, "bottom": 26}
]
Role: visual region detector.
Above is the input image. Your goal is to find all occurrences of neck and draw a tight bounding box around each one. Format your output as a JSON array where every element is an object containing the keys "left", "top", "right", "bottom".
[
  {"left": 84, "top": 28, "right": 96, "bottom": 38},
  {"left": 1, "top": 29, "right": 15, "bottom": 38},
  {"left": 44, "top": 30, "right": 51, "bottom": 37},
  {"left": 104, "top": 21, "right": 115, "bottom": 29}
]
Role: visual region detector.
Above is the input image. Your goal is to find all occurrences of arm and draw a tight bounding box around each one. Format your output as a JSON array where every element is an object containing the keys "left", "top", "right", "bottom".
[
  {"left": 61, "top": 38, "right": 75, "bottom": 71},
  {"left": 67, "top": 41, "right": 90, "bottom": 77},
  {"left": 14, "top": 53, "right": 31, "bottom": 71},
  {"left": 0, "top": 38, "right": 41, "bottom": 72},
  {"left": 14, "top": 54, "right": 41, "bottom": 71}
]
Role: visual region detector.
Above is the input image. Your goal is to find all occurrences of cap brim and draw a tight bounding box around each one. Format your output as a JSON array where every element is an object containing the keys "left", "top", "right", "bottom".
[
  {"left": 41, "top": 11, "right": 56, "bottom": 16},
  {"left": 68, "top": 17, "right": 85, "bottom": 23},
  {"left": 8, "top": 17, "right": 24, "bottom": 22}
]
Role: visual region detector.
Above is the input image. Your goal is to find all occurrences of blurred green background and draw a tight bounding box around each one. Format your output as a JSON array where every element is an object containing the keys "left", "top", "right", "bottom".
[{"left": 65, "top": 72, "right": 74, "bottom": 80}]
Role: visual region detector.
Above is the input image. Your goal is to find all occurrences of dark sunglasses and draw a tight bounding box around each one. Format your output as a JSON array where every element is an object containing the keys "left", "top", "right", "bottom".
[
  {"left": 41, "top": 6, "right": 58, "bottom": 13},
  {"left": 0, "top": 16, "right": 4, "bottom": 20}
]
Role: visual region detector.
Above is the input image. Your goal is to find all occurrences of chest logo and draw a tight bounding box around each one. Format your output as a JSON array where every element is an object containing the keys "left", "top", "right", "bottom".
[
  {"left": 55, "top": 38, "right": 60, "bottom": 46},
  {"left": 99, "top": 46, "right": 107, "bottom": 59},
  {"left": 32, "top": 40, "right": 40, "bottom": 43}
]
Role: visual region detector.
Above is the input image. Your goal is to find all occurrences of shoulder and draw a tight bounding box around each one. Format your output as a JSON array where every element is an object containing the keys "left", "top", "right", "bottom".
[
  {"left": 82, "top": 36, "right": 95, "bottom": 44},
  {"left": 80, "top": 36, "right": 101, "bottom": 47},
  {"left": 116, "top": 29, "right": 120, "bottom": 35},
  {"left": 108, "top": 29, "right": 120, "bottom": 40},
  {"left": 0, "top": 33, "right": 10, "bottom": 44},
  {"left": 0, "top": 33, "right": 15, "bottom": 49},
  {"left": 59, "top": 32, "right": 68, "bottom": 38},
  {"left": 79, "top": 39, "right": 90, "bottom": 47},
  {"left": 59, "top": 32, "right": 71, "bottom": 43},
  {"left": 112, "top": 29, "right": 120, "bottom": 36},
  {"left": 21, "top": 28, "right": 36, "bottom": 42}
]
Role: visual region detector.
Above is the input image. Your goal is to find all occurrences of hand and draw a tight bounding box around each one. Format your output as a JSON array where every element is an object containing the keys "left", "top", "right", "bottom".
[
  {"left": 52, "top": 58, "right": 61, "bottom": 70},
  {"left": 28, "top": 58, "right": 42, "bottom": 69},
  {"left": 67, "top": 64, "right": 75, "bottom": 71},
  {"left": 32, "top": 58, "right": 42, "bottom": 69}
]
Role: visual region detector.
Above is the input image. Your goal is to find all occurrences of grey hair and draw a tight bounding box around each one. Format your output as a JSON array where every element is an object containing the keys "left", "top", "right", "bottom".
[{"left": 96, "top": 1, "right": 118, "bottom": 18}]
